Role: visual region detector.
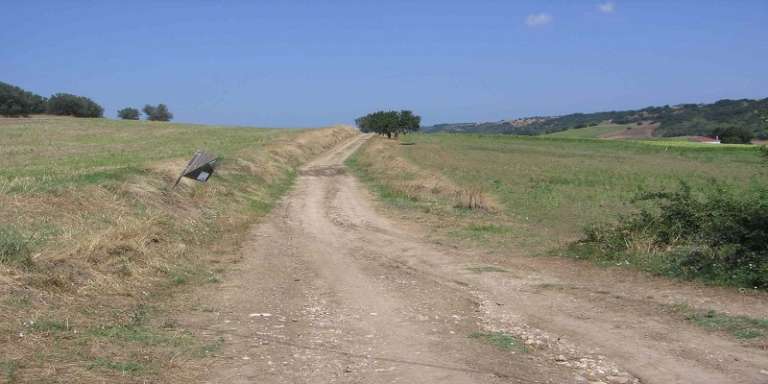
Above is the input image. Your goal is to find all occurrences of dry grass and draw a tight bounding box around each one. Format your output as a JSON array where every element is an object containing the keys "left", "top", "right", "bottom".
[
  {"left": 348, "top": 138, "right": 499, "bottom": 212},
  {"left": 0, "top": 116, "right": 356, "bottom": 382}
]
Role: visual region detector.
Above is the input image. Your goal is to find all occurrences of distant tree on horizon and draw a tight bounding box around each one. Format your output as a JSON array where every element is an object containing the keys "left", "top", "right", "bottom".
[
  {"left": 356, "top": 110, "right": 421, "bottom": 138},
  {"left": 143, "top": 104, "right": 173, "bottom": 121},
  {"left": 117, "top": 107, "right": 140, "bottom": 120}
]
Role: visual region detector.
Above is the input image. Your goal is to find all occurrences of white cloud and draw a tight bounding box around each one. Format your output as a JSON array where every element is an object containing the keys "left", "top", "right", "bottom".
[
  {"left": 598, "top": 2, "right": 615, "bottom": 13},
  {"left": 525, "top": 13, "right": 552, "bottom": 27}
]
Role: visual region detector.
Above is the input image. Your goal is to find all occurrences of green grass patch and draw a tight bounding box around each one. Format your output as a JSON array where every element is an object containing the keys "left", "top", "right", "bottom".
[
  {"left": 466, "top": 223, "right": 509, "bottom": 234},
  {"left": 545, "top": 123, "right": 629, "bottom": 138},
  {"left": 0, "top": 360, "right": 20, "bottom": 383},
  {"left": 2, "top": 292, "right": 31, "bottom": 308},
  {"left": 87, "top": 324, "right": 193, "bottom": 347},
  {"left": 456, "top": 223, "right": 514, "bottom": 242},
  {"left": 466, "top": 265, "right": 507, "bottom": 273},
  {"left": 0, "top": 226, "right": 33, "bottom": 267},
  {"left": 88, "top": 357, "right": 148, "bottom": 376},
  {"left": 162, "top": 264, "right": 222, "bottom": 286},
  {"left": 669, "top": 304, "right": 768, "bottom": 340},
  {"left": 193, "top": 336, "right": 225, "bottom": 358},
  {"left": 470, "top": 331, "right": 527, "bottom": 352},
  {"left": 29, "top": 318, "right": 69, "bottom": 333}
]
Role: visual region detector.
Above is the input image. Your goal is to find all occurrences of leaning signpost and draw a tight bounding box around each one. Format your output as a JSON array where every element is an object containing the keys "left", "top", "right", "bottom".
[{"left": 173, "top": 150, "right": 219, "bottom": 188}]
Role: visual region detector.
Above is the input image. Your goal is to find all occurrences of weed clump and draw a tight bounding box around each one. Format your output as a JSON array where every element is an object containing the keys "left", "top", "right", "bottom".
[
  {"left": 669, "top": 304, "right": 768, "bottom": 340},
  {"left": 572, "top": 183, "right": 768, "bottom": 288},
  {"left": 0, "top": 226, "right": 33, "bottom": 267},
  {"left": 470, "top": 331, "right": 527, "bottom": 352}
]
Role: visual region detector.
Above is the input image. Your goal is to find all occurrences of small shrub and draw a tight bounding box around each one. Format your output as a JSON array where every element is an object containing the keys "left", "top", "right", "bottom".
[
  {"left": 117, "top": 107, "right": 140, "bottom": 120},
  {"left": 573, "top": 183, "right": 768, "bottom": 288},
  {"left": 47, "top": 93, "right": 103, "bottom": 117},
  {"left": 0, "top": 226, "right": 33, "bottom": 267}
]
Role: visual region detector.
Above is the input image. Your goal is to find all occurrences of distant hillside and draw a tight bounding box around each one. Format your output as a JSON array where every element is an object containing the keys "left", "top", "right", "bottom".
[{"left": 424, "top": 98, "right": 768, "bottom": 139}]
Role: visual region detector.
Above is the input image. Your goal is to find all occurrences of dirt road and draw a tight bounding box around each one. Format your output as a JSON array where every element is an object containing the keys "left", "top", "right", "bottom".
[{"left": 187, "top": 134, "right": 768, "bottom": 384}]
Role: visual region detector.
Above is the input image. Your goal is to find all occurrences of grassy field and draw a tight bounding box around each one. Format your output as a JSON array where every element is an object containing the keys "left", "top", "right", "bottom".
[
  {"left": 544, "top": 123, "right": 629, "bottom": 138},
  {"left": 0, "top": 116, "right": 355, "bottom": 383},
  {"left": 348, "top": 133, "right": 765, "bottom": 257}
]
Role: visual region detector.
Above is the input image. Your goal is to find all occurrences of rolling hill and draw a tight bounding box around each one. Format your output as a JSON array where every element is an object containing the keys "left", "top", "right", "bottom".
[{"left": 424, "top": 98, "right": 768, "bottom": 139}]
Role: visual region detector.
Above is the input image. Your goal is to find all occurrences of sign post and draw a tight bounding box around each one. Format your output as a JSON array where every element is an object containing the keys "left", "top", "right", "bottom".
[{"left": 173, "top": 150, "right": 218, "bottom": 188}]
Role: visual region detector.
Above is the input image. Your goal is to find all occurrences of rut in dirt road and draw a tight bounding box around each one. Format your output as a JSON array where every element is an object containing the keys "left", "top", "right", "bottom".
[{"left": 187, "top": 134, "right": 768, "bottom": 384}]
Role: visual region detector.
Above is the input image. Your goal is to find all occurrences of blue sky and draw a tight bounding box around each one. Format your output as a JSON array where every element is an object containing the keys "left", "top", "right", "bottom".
[{"left": 2, "top": 1, "right": 767, "bottom": 127}]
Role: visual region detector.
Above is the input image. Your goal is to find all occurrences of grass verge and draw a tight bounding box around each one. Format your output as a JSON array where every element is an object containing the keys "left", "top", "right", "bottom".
[{"left": 668, "top": 304, "right": 768, "bottom": 340}]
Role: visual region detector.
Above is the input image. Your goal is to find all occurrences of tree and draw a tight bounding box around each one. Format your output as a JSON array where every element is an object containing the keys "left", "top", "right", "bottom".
[
  {"left": 143, "top": 104, "right": 173, "bottom": 121},
  {"left": 0, "top": 81, "right": 46, "bottom": 117},
  {"left": 117, "top": 107, "right": 140, "bottom": 120},
  {"left": 716, "top": 126, "right": 754, "bottom": 144},
  {"left": 47, "top": 93, "right": 103, "bottom": 117},
  {"left": 397, "top": 110, "right": 421, "bottom": 138},
  {"left": 355, "top": 110, "right": 421, "bottom": 139}
]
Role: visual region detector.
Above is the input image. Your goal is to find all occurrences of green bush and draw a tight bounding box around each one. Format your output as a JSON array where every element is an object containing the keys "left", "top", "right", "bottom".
[
  {"left": 717, "top": 126, "right": 754, "bottom": 144},
  {"left": 0, "top": 226, "right": 33, "bottom": 267},
  {"left": 47, "top": 93, "right": 103, "bottom": 117},
  {"left": 117, "top": 107, "right": 140, "bottom": 120},
  {"left": 0, "top": 81, "right": 46, "bottom": 117},
  {"left": 574, "top": 183, "right": 768, "bottom": 288}
]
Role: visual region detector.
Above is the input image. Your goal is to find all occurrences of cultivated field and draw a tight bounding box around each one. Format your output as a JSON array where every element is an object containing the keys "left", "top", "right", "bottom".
[
  {"left": 0, "top": 116, "right": 355, "bottom": 382},
  {"left": 544, "top": 122, "right": 633, "bottom": 138}
]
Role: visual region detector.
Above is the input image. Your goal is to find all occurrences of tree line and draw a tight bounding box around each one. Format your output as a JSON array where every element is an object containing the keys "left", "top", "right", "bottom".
[
  {"left": 1, "top": 82, "right": 103, "bottom": 118},
  {"left": 355, "top": 110, "right": 421, "bottom": 138},
  {"left": 118, "top": 104, "right": 173, "bottom": 121},
  {"left": 1, "top": 81, "right": 173, "bottom": 121}
]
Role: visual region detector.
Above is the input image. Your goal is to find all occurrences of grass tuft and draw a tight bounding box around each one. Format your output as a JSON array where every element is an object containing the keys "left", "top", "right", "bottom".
[
  {"left": 0, "top": 226, "right": 33, "bottom": 267},
  {"left": 669, "top": 304, "right": 768, "bottom": 340},
  {"left": 466, "top": 265, "right": 507, "bottom": 273},
  {"left": 1, "top": 360, "right": 20, "bottom": 383},
  {"left": 470, "top": 331, "right": 527, "bottom": 352},
  {"left": 194, "top": 336, "right": 225, "bottom": 357},
  {"left": 29, "top": 318, "right": 69, "bottom": 333},
  {"left": 88, "top": 357, "right": 147, "bottom": 375}
]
